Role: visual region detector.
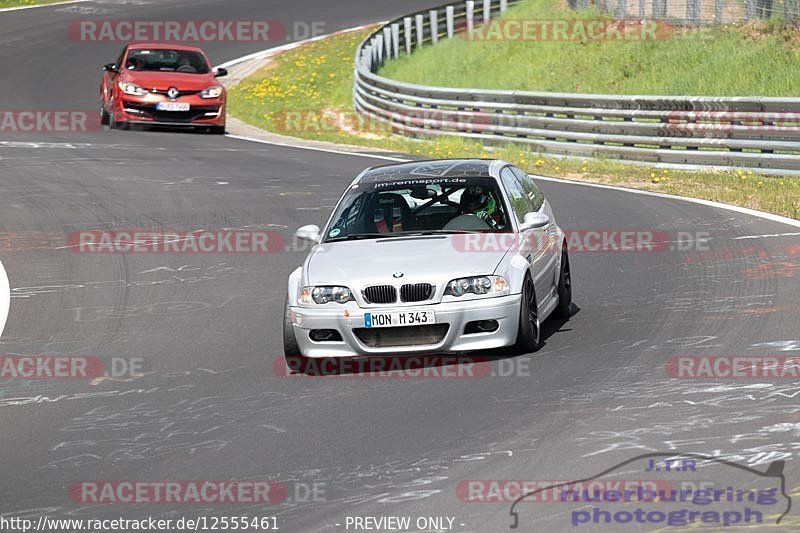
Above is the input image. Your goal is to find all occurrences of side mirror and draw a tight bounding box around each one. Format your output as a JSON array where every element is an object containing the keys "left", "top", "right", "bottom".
[
  {"left": 519, "top": 212, "right": 550, "bottom": 230},
  {"left": 102, "top": 63, "right": 119, "bottom": 73},
  {"left": 214, "top": 67, "right": 228, "bottom": 78},
  {"left": 295, "top": 224, "right": 321, "bottom": 244}
]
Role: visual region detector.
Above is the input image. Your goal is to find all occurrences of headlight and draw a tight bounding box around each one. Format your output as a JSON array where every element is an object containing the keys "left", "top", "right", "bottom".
[
  {"left": 200, "top": 86, "right": 224, "bottom": 99},
  {"left": 445, "top": 276, "right": 508, "bottom": 297},
  {"left": 118, "top": 82, "right": 147, "bottom": 96},
  {"left": 299, "top": 286, "right": 353, "bottom": 304}
]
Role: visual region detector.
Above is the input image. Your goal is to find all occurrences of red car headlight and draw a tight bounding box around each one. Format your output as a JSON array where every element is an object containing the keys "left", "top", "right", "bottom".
[
  {"left": 200, "top": 86, "right": 224, "bottom": 99},
  {"left": 118, "top": 82, "right": 147, "bottom": 96}
]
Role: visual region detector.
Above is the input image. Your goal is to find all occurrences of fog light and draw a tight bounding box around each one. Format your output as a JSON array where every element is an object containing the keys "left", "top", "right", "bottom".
[
  {"left": 464, "top": 320, "right": 499, "bottom": 334},
  {"left": 309, "top": 329, "right": 343, "bottom": 342}
]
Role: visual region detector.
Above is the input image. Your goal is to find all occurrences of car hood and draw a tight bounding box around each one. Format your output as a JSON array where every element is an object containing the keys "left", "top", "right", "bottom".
[
  {"left": 306, "top": 235, "right": 510, "bottom": 286},
  {"left": 122, "top": 71, "right": 216, "bottom": 91}
]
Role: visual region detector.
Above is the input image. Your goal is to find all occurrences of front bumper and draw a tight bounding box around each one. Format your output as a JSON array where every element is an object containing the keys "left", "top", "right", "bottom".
[
  {"left": 116, "top": 97, "right": 225, "bottom": 126},
  {"left": 289, "top": 294, "right": 521, "bottom": 358}
]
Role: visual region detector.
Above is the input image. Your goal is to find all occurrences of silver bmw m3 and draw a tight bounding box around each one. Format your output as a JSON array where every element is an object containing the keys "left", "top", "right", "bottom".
[{"left": 284, "top": 159, "right": 572, "bottom": 366}]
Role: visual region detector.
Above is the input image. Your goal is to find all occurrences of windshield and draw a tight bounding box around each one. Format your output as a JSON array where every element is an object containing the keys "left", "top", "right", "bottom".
[
  {"left": 323, "top": 176, "right": 511, "bottom": 242},
  {"left": 125, "top": 49, "right": 210, "bottom": 74}
]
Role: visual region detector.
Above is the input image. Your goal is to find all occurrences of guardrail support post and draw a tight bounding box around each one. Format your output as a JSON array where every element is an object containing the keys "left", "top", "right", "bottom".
[
  {"left": 415, "top": 14, "right": 425, "bottom": 48},
  {"left": 362, "top": 47, "right": 372, "bottom": 71},
  {"left": 430, "top": 10, "right": 439, "bottom": 44},
  {"left": 446, "top": 5, "right": 455, "bottom": 38},
  {"left": 687, "top": 0, "right": 700, "bottom": 24},
  {"left": 391, "top": 23, "right": 400, "bottom": 58},
  {"left": 500, "top": 0, "right": 508, "bottom": 12},
  {"left": 466, "top": 1, "right": 475, "bottom": 34},
  {"left": 374, "top": 35, "right": 383, "bottom": 64},
  {"left": 372, "top": 39, "right": 380, "bottom": 65},
  {"left": 403, "top": 17, "right": 413, "bottom": 54},
  {"left": 744, "top": 0, "right": 755, "bottom": 20},
  {"left": 483, "top": 0, "right": 492, "bottom": 23},
  {"left": 784, "top": 0, "right": 795, "bottom": 22},
  {"left": 715, "top": 0, "right": 723, "bottom": 22},
  {"left": 638, "top": 0, "right": 646, "bottom": 17},
  {"left": 382, "top": 27, "right": 392, "bottom": 59},
  {"left": 615, "top": 0, "right": 627, "bottom": 19}
]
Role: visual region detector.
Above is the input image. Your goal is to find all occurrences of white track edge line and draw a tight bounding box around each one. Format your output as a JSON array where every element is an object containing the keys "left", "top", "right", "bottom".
[
  {"left": 0, "top": 259, "right": 9, "bottom": 339},
  {"left": 225, "top": 134, "right": 409, "bottom": 162},
  {"left": 532, "top": 175, "right": 800, "bottom": 230}
]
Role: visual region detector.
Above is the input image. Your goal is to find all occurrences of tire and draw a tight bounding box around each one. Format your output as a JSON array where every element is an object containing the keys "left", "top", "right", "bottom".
[
  {"left": 283, "top": 296, "right": 309, "bottom": 374},
  {"left": 515, "top": 275, "right": 542, "bottom": 353},
  {"left": 554, "top": 246, "right": 572, "bottom": 318},
  {"left": 110, "top": 114, "right": 128, "bottom": 130},
  {"left": 208, "top": 126, "right": 226, "bottom": 135},
  {"left": 100, "top": 105, "right": 110, "bottom": 126}
]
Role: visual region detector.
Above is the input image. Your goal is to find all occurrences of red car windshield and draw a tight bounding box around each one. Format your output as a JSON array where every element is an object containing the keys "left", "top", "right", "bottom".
[{"left": 125, "top": 49, "right": 210, "bottom": 74}]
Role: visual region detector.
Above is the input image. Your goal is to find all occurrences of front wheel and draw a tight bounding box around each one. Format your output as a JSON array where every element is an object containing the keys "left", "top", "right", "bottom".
[
  {"left": 554, "top": 247, "right": 572, "bottom": 317},
  {"left": 208, "top": 126, "right": 226, "bottom": 135},
  {"left": 110, "top": 114, "right": 128, "bottom": 130},
  {"left": 515, "top": 275, "right": 542, "bottom": 353},
  {"left": 100, "top": 105, "right": 110, "bottom": 126}
]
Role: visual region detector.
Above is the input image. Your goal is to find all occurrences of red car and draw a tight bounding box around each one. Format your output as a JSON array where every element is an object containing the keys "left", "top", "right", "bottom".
[{"left": 100, "top": 43, "right": 227, "bottom": 133}]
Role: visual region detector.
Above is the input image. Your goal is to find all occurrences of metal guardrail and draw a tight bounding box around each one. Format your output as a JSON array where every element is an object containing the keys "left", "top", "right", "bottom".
[{"left": 353, "top": 0, "right": 800, "bottom": 171}]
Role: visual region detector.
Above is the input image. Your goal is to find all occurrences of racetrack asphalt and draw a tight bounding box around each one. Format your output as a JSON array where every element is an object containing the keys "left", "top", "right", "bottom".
[{"left": 0, "top": 1, "right": 799, "bottom": 531}]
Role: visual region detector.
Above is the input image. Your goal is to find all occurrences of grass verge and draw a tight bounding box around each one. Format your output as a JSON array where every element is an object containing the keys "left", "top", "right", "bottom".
[
  {"left": 380, "top": 0, "right": 800, "bottom": 96},
  {"left": 0, "top": 0, "right": 73, "bottom": 8},
  {"left": 228, "top": 27, "right": 800, "bottom": 220}
]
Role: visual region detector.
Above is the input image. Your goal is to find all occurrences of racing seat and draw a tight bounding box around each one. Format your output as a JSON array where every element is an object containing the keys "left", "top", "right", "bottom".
[{"left": 367, "top": 193, "right": 413, "bottom": 233}]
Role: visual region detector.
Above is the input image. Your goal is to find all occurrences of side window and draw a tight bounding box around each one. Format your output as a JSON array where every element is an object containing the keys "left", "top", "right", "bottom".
[
  {"left": 512, "top": 167, "right": 545, "bottom": 211},
  {"left": 500, "top": 167, "right": 533, "bottom": 222}
]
